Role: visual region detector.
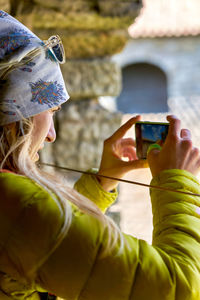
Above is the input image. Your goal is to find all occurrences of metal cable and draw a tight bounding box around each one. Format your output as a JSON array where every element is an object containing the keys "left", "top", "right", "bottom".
[{"left": 39, "top": 163, "right": 200, "bottom": 198}]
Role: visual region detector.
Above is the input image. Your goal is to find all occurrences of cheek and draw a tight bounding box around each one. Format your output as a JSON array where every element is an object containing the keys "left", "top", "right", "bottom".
[{"left": 32, "top": 113, "right": 52, "bottom": 142}]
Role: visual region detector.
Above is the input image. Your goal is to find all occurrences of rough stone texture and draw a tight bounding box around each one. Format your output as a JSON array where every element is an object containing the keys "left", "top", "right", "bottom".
[
  {"left": 99, "top": 0, "right": 141, "bottom": 17},
  {"left": 61, "top": 32, "right": 127, "bottom": 59},
  {"left": 56, "top": 99, "right": 122, "bottom": 169},
  {"left": 9, "top": 0, "right": 142, "bottom": 58},
  {"left": 40, "top": 99, "right": 122, "bottom": 170},
  {"left": 32, "top": 12, "right": 133, "bottom": 30},
  {"left": 21, "top": 14, "right": 132, "bottom": 58},
  {"left": 61, "top": 59, "right": 122, "bottom": 99},
  {"left": 0, "top": 0, "right": 9, "bottom": 11},
  {"left": 34, "top": 0, "right": 93, "bottom": 14},
  {"left": 63, "top": 33, "right": 127, "bottom": 59},
  {"left": 33, "top": 0, "right": 142, "bottom": 17}
]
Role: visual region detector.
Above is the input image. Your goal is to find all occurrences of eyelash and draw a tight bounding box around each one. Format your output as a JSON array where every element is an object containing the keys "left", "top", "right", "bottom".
[{"left": 51, "top": 108, "right": 60, "bottom": 114}]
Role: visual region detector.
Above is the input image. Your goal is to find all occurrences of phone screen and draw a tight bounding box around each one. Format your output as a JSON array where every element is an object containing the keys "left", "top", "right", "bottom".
[{"left": 135, "top": 122, "right": 169, "bottom": 159}]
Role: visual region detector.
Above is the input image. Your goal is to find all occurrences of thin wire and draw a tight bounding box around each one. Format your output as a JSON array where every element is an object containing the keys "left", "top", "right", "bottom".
[{"left": 39, "top": 163, "right": 200, "bottom": 198}]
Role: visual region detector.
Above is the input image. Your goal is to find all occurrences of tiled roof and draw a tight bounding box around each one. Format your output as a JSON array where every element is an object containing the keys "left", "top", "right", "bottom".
[{"left": 129, "top": 0, "right": 200, "bottom": 38}]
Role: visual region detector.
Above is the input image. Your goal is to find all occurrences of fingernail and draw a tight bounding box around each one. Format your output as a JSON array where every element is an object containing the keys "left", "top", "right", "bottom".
[
  {"left": 167, "top": 114, "right": 177, "bottom": 119},
  {"left": 131, "top": 115, "right": 140, "bottom": 120}
]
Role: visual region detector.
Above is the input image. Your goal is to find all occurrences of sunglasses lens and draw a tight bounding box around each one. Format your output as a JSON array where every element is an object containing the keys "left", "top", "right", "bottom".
[
  {"left": 49, "top": 36, "right": 65, "bottom": 64},
  {"left": 52, "top": 44, "right": 63, "bottom": 63}
]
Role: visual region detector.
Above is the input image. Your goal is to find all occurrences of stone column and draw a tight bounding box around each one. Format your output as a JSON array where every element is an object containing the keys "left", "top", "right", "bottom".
[{"left": 15, "top": 0, "right": 141, "bottom": 170}]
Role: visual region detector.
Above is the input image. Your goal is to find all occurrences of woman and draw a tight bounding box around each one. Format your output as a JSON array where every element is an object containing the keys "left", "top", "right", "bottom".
[{"left": 1, "top": 10, "right": 200, "bottom": 300}]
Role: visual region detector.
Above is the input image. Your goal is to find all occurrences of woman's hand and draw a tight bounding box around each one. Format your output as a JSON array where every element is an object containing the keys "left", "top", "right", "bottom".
[
  {"left": 147, "top": 115, "right": 200, "bottom": 177},
  {"left": 97, "top": 115, "right": 148, "bottom": 192}
]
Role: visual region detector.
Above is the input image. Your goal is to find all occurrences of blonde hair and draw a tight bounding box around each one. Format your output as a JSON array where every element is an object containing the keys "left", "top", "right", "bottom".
[{"left": 0, "top": 116, "right": 124, "bottom": 277}]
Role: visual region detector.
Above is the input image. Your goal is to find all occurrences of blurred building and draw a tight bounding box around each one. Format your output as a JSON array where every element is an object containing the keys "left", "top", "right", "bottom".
[
  {"left": 108, "top": 0, "right": 200, "bottom": 243},
  {"left": 113, "top": 0, "right": 200, "bottom": 115}
]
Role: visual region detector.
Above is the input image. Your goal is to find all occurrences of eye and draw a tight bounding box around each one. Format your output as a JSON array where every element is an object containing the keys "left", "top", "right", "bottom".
[{"left": 51, "top": 106, "right": 61, "bottom": 114}]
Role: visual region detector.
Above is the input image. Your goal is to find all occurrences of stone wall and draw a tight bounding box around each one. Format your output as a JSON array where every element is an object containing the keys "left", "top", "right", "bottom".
[
  {"left": 55, "top": 99, "right": 122, "bottom": 169},
  {"left": 61, "top": 59, "right": 122, "bottom": 100},
  {"left": 9, "top": 0, "right": 142, "bottom": 59}
]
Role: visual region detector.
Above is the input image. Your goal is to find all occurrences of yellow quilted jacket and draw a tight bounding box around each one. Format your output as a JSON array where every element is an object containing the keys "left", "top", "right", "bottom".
[{"left": 0, "top": 169, "right": 200, "bottom": 299}]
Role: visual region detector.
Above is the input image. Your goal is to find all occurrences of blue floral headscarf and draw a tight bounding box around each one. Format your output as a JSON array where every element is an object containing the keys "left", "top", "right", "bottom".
[{"left": 0, "top": 10, "right": 70, "bottom": 126}]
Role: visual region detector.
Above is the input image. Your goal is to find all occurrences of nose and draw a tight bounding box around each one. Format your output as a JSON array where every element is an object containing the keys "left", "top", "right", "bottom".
[{"left": 45, "top": 119, "right": 56, "bottom": 143}]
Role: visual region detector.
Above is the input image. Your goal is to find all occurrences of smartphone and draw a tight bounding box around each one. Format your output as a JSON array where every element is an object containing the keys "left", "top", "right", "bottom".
[{"left": 135, "top": 121, "right": 169, "bottom": 159}]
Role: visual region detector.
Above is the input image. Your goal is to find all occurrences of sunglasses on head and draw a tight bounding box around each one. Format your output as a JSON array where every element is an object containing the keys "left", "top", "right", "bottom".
[
  {"left": 0, "top": 35, "right": 65, "bottom": 79},
  {"left": 43, "top": 35, "right": 65, "bottom": 64}
]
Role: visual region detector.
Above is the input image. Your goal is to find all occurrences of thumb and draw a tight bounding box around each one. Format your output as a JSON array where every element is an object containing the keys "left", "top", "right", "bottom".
[
  {"left": 147, "top": 143, "right": 162, "bottom": 156},
  {"left": 125, "top": 159, "right": 148, "bottom": 170},
  {"left": 147, "top": 144, "right": 161, "bottom": 163}
]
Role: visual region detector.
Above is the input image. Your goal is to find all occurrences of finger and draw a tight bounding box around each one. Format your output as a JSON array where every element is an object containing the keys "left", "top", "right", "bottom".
[
  {"left": 114, "top": 139, "right": 136, "bottom": 158},
  {"left": 121, "top": 147, "right": 137, "bottom": 160},
  {"left": 146, "top": 144, "right": 162, "bottom": 161},
  {"left": 181, "top": 128, "right": 191, "bottom": 140},
  {"left": 147, "top": 143, "right": 162, "bottom": 155},
  {"left": 109, "top": 115, "right": 141, "bottom": 142},
  {"left": 121, "top": 159, "right": 148, "bottom": 171},
  {"left": 189, "top": 147, "right": 200, "bottom": 161},
  {"left": 127, "top": 159, "right": 148, "bottom": 169},
  {"left": 196, "top": 157, "right": 200, "bottom": 169},
  {"left": 166, "top": 115, "right": 181, "bottom": 140},
  {"left": 147, "top": 147, "right": 160, "bottom": 162},
  {"left": 118, "top": 138, "right": 136, "bottom": 148},
  {"left": 116, "top": 145, "right": 136, "bottom": 159}
]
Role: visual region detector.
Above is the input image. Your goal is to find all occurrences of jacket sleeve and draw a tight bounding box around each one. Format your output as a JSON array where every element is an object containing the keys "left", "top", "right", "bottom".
[
  {"left": 36, "top": 169, "right": 200, "bottom": 300},
  {"left": 74, "top": 169, "right": 118, "bottom": 213},
  {"left": 0, "top": 173, "right": 65, "bottom": 283}
]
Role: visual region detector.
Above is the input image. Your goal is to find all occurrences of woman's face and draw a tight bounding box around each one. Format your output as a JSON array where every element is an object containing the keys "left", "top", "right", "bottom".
[{"left": 30, "top": 106, "right": 61, "bottom": 161}]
